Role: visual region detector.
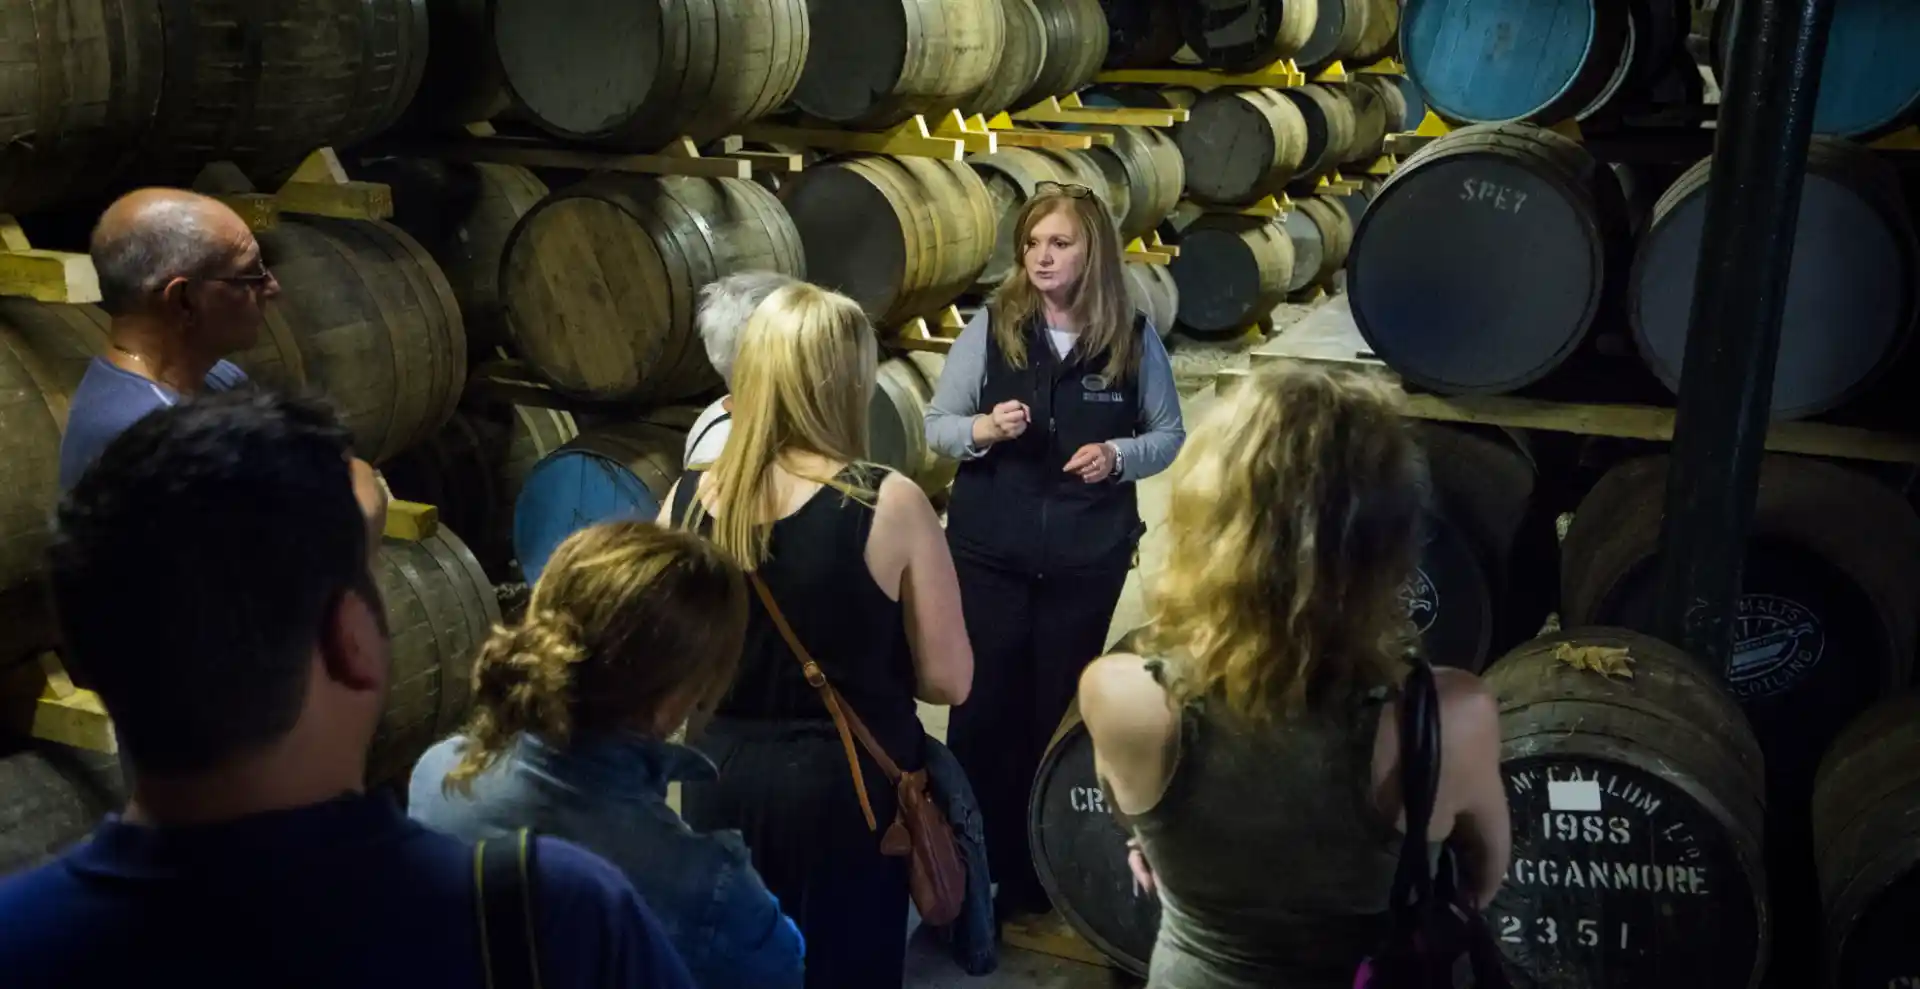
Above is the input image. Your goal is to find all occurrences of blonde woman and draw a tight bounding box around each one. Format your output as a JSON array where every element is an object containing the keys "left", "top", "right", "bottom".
[
  {"left": 923, "top": 183, "right": 1185, "bottom": 916},
  {"left": 408, "top": 521, "right": 802, "bottom": 989},
  {"left": 1078, "top": 364, "right": 1512, "bottom": 989},
  {"left": 665, "top": 282, "right": 972, "bottom": 989}
]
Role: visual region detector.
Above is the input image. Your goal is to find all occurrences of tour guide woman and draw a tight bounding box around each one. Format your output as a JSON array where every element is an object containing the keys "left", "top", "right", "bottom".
[{"left": 925, "top": 183, "right": 1186, "bottom": 916}]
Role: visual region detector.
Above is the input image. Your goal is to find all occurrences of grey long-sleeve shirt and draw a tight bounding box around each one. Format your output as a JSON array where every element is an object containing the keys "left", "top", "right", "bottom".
[{"left": 923, "top": 308, "right": 1187, "bottom": 481}]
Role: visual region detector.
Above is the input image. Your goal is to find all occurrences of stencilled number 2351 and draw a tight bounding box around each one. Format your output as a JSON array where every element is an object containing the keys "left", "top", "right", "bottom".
[{"left": 1498, "top": 916, "right": 1628, "bottom": 949}]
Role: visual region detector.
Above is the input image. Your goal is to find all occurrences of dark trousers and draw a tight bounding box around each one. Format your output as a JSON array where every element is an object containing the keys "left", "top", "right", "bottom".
[
  {"left": 945, "top": 553, "right": 1130, "bottom": 914},
  {"left": 684, "top": 720, "right": 909, "bottom": 989}
]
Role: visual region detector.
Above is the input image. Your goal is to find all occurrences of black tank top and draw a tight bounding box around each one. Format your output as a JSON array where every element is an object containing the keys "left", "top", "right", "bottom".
[{"left": 671, "top": 464, "right": 924, "bottom": 769}]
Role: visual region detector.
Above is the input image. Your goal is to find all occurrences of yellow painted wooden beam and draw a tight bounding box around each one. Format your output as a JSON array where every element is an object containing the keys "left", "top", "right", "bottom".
[
  {"left": 1095, "top": 59, "right": 1307, "bottom": 90},
  {"left": 740, "top": 115, "right": 965, "bottom": 160},
  {"left": 0, "top": 654, "right": 117, "bottom": 754},
  {"left": 0, "top": 215, "right": 102, "bottom": 304},
  {"left": 1009, "top": 94, "right": 1186, "bottom": 128}
]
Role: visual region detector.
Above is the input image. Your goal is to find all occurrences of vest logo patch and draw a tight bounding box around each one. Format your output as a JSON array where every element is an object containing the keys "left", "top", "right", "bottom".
[{"left": 1081, "top": 374, "right": 1110, "bottom": 392}]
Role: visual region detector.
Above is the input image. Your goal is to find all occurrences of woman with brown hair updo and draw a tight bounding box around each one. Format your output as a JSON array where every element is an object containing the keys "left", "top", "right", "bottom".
[
  {"left": 1077, "top": 363, "right": 1512, "bottom": 989},
  {"left": 924, "top": 183, "right": 1186, "bottom": 917},
  {"left": 665, "top": 281, "right": 973, "bottom": 989},
  {"left": 407, "top": 521, "right": 805, "bottom": 989}
]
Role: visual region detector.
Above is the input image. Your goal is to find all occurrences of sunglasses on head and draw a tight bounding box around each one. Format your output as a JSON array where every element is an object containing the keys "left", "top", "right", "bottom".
[{"left": 1035, "top": 181, "right": 1095, "bottom": 199}]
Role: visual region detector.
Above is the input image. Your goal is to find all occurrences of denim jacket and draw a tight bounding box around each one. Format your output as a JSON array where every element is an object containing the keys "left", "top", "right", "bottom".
[
  {"left": 923, "top": 737, "right": 997, "bottom": 975},
  {"left": 409, "top": 732, "right": 804, "bottom": 989}
]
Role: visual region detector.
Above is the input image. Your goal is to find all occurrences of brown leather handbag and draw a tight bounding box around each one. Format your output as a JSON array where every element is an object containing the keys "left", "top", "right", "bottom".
[{"left": 748, "top": 573, "right": 967, "bottom": 926}]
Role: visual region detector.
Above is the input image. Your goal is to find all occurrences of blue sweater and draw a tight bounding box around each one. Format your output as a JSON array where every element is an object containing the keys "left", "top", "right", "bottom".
[{"left": 59, "top": 356, "right": 249, "bottom": 491}]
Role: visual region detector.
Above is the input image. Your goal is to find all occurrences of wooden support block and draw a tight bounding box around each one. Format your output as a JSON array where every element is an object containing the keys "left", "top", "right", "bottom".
[
  {"left": 1196, "top": 193, "right": 1287, "bottom": 219},
  {"left": 739, "top": 115, "right": 965, "bottom": 160},
  {"left": 274, "top": 180, "right": 394, "bottom": 221},
  {"left": 930, "top": 109, "right": 998, "bottom": 154},
  {"left": 1357, "top": 57, "right": 1407, "bottom": 76},
  {"left": 890, "top": 305, "right": 965, "bottom": 354},
  {"left": 1312, "top": 61, "right": 1349, "bottom": 83},
  {"left": 383, "top": 500, "right": 439, "bottom": 542},
  {"left": 191, "top": 161, "right": 283, "bottom": 231},
  {"left": 1007, "top": 93, "right": 1186, "bottom": 128},
  {"left": 1364, "top": 155, "right": 1398, "bottom": 177},
  {"left": 0, "top": 654, "right": 117, "bottom": 754},
  {"left": 289, "top": 147, "right": 353, "bottom": 185},
  {"left": 999, "top": 912, "right": 1112, "bottom": 969},
  {"left": 1123, "top": 236, "right": 1172, "bottom": 264},
  {"left": 1095, "top": 58, "right": 1307, "bottom": 90},
  {"left": 978, "top": 113, "right": 1103, "bottom": 149},
  {"left": 0, "top": 215, "right": 101, "bottom": 304}
]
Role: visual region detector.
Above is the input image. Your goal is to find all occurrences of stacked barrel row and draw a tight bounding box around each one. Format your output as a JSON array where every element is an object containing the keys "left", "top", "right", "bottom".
[{"left": 1347, "top": 121, "right": 1920, "bottom": 423}]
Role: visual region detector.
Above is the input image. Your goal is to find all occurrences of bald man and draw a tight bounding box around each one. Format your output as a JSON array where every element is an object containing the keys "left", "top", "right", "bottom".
[{"left": 59, "top": 188, "right": 281, "bottom": 491}]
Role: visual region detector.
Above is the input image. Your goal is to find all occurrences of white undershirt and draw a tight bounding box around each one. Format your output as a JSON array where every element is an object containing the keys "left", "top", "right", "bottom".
[{"left": 1047, "top": 327, "right": 1077, "bottom": 359}]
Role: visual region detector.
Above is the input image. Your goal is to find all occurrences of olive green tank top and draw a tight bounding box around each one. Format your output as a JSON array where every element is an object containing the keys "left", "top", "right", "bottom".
[{"left": 1131, "top": 662, "right": 1403, "bottom": 989}]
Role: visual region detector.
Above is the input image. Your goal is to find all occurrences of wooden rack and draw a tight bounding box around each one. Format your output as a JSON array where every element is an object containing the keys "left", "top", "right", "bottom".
[
  {"left": 1191, "top": 192, "right": 1291, "bottom": 219},
  {"left": 740, "top": 114, "right": 970, "bottom": 160},
  {"left": 1005, "top": 93, "right": 1187, "bottom": 127},
  {"left": 0, "top": 216, "right": 100, "bottom": 304},
  {"left": 202, "top": 147, "right": 396, "bottom": 224},
  {"left": 890, "top": 305, "right": 966, "bottom": 355},
  {"left": 1218, "top": 298, "right": 1920, "bottom": 464},
  {"left": 1124, "top": 230, "right": 1178, "bottom": 264},
  {"left": 1095, "top": 58, "right": 1309, "bottom": 90},
  {"left": 369, "top": 130, "right": 760, "bottom": 180}
]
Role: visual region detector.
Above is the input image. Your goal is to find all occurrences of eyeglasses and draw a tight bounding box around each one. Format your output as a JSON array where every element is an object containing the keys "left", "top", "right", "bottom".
[
  {"left": 1035, "top": 181, "right": 1095, "bottom": 199},
  {"left": 205, "top": 262, "right": 275, "bottom": 289}
]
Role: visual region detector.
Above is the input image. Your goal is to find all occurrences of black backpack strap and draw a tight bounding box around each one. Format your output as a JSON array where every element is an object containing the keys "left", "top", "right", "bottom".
[
  {"left": 669, "top": 468, "right": 704, "bottom": 528},
  {"left": 1388, "top": 658, "right": 1442, "bottom": 925},
  {"left": 475, "top": 829, "right": 543, "bottom": 989}
]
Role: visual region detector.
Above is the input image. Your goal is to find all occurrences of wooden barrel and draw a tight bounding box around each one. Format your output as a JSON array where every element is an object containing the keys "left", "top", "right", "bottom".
[
  {"left": 0, "top": 301, "right": 109, "bottom": 665},
  {"left": 0, "top": 0, "right": 163, "bottom": 215},
  {"left": 967, "top": 148, "right": 1082, "bottom": 292},
  {"left": 871, "top": 353, "right": 958, "bottom": 496},
  {"left": 780, "top": 156, "right": 995, "bottom": 328},
  {"left": 142, "top": 1, "right": 427, "bottom": 188},
  {"left": 1381, "top": 75, "right": 1426, "bottom": 133},
  {"left": 1342, "top": 76, "right": 1391, "bottom": 164},
  {"left": 381, "top": 404, "right": 580, "bottom": 581},
  {"left": 1176, "top": 87, "right": 1308, "bottom": 206},
  {"left": 1813, "top": 694, "right": 1920, "bottom": 988},
  {"left": 501, "top": 175, "right": 803, "bottom": 404},
  {"left": 238, "top": 218, "right": 466, "bottom": 465},
  {"left": 1561, "top": 453, "right": 1920, "bottom": 982},
  {"left": 358, "top": 159, "right": 550, "bottom": 360},
  {"left": 1281, "top": 196, "right": 1351, "bottom": 291},
  {"left": 1402, "top": 0, "right": 1627, "bottom": 126},
  {"left": 511, "top": 417, "right": 692, "bottom": 584},
  {"left": 1415, "top": 422, "right": 1552, "bottom": 669},
  {"left": 1294, "top": 0, "right": 1369, "bottom": 69},
  {"left": 0, "top": 741, "right": 124, "bottom": 876},
  {"left": 1629, "top": 141, "right": 1917, "bottom": 420},
  {"left": 1349, "top": 123, "right": 1633, "bottom": 395},
  {"left": 1281, "top": 83, "right": 1356, "bottom": 181},
  {"left": 369, "top": 526, "right": 498, "bottom": 785},
  {"left": 1123, "top": 263, "right": 1178, "bottom": 340},
  {"left": 1100, "top": 0, "right": 1182, "bottom": 69},
  {"left": 1713, "top": 0, "right": 1920, "bottom": 139},
  {"left": 1015, "top": 0, "right": 1109, "bottom": 109},
  {"left": 1346, "top": 0, "right": 1400, "bottom": 66},
  {"left": 793, "top": 0, "right": 1004, "bottom": 129},
  {"left": 1031, "top": 698, "right": 1160, "bottom": 975},
  {"left": 494, "top": 0, "right": 808, "bottom": 147},
  {"left": 1086, "top": 125, "right": 1184, "bottom": 241},
  {"left": 1483, "top": 628, "right": 1769, "bottom": 989},
  {"left": 1178, "top": 0, "right": 1317, "bottom": 72},
  {"left": 1168, "top": 215, "right": 1292, "bottom": 339},
  {"left": 400, "top": 0, "right": 510, "bottom": 131},
  {"left": 1336, "top": 176, "right": 1383, "bottom": 226},
  {"left": 961, "top": 0, "right": 1049, "bottom": 118}
]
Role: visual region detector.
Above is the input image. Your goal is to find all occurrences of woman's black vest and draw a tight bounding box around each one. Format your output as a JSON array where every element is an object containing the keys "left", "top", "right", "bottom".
[{"left": 945, "top": 314, "right": 1148, "bottom": 575}]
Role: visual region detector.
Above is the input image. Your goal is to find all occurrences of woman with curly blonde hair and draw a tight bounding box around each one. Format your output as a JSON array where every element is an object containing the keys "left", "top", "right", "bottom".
[
  {"left": 407, "top": 521, "right": 804, "bottom": 989},
  {"left": 1077, "top": 363, "right": 1511, "bottom": 989}
]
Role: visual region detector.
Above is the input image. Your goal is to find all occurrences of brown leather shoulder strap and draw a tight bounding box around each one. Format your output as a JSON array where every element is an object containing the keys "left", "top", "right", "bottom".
[{"left": 746, "top": 572, "right": 903, "bottom": 830}]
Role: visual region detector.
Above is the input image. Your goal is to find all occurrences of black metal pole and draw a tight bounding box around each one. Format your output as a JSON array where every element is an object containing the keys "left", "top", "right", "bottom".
[{"left": 1653, "top": 0, "right": 1837, "bottom": 665}]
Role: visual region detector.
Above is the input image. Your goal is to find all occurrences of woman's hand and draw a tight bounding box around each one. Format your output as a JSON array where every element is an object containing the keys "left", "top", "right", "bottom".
[
  {"left": 1126, "top": 837, "right": 1156, "bottom": 899},
  {"left": 971, "top": 400, "right": 1031, "bottom": 446},
  {"left": 1064, "top": 442, "right": 1117, "bottom": 483}
]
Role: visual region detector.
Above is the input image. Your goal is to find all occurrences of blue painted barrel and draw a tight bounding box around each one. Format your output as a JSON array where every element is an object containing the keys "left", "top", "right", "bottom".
[
  {"left": 1629, "top": 140, "right": 1918, "bottom": 421},
  {"left": 1713, "top": 0, "right": 1920, "bottom": 139},
  {"left": 511, "top": 420, "right": 688, "bottom": 583},
  {"left": 1401, "top": 0, "right": 1629, "bottom": 125}
]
